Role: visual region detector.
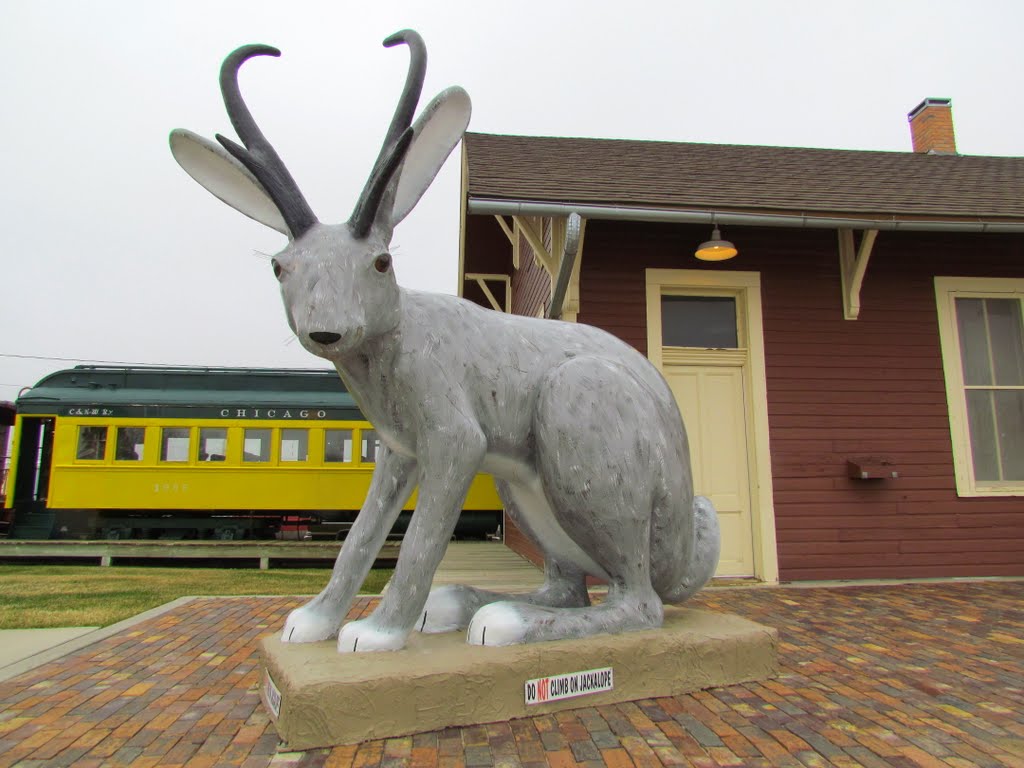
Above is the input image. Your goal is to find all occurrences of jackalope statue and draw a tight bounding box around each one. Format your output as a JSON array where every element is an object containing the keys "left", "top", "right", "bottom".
[{"left": 170, "top": 30, "right": 720, "bottom": 652}]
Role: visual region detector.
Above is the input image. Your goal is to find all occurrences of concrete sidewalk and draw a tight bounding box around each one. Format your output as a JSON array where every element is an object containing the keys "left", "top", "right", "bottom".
[
  {"left": 0, "top": 541, "right": 541, "bottom": 683},
  {"left": 0, "top": 627, "right": 98, "bottom": 667},
  {"left": 0, "top": 597, "right": 197, "bottom": 683}
]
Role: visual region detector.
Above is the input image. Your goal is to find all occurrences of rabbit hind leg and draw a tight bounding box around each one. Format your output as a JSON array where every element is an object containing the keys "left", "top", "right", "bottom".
[
  {"left": 418, "top": 479, "right": 589, "bottom": 634},
  {"left": 466, "top": 357, "right": 666, "bottom": 646}
]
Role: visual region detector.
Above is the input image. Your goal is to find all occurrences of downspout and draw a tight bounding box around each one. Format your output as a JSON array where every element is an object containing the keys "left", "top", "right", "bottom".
[{"left": 547, "top": 213, "right": 582, "bottom": 320}]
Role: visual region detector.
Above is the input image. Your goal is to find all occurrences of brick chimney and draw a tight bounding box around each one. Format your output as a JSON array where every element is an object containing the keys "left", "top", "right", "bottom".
[{"left": 908, "top": 98, "right": 957, "bottom": 154}]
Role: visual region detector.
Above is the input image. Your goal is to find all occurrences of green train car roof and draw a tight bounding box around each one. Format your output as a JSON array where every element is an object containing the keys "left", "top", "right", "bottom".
[{"left": 16, "top": 366, "right": 364, "bottom": 421}]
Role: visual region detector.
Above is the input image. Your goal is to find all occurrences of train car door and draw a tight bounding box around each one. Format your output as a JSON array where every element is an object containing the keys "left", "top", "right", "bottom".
[{"left": 12, "top": 416, "right": 55, "bottom": 518}]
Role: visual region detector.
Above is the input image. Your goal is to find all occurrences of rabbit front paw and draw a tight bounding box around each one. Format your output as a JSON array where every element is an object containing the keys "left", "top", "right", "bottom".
[
  {"left": 417, "top": 585, "right": 484, "bottom": 633},
  {"left": 337, "top": 619, "right": 408, "bottom": 652},
  {"left": 282, "top": 604, "right": 342, "bottom": 643},
  {"left": 467, "top": 602, "right": 529, "bottom": 647}
]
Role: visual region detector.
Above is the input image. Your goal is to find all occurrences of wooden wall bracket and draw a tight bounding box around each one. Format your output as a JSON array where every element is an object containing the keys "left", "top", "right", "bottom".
[{"left": 838, "top": 228, "right": 879, "bottom": 320}]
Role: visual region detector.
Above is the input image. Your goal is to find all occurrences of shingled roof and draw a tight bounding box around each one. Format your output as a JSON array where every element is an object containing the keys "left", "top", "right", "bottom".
[{"left": 463, "top": 133, "right": 1024, "bottom": 224}]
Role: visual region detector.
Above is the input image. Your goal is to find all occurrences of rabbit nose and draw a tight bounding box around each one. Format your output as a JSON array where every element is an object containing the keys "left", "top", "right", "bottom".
[{"left": 309, "top": 331, "right": 342, "bottom": 345}]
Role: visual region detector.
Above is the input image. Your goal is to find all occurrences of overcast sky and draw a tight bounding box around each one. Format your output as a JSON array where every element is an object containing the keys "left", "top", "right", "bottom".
[{"left": 2, "top": 0, "right": 1023, "bottom": 401}]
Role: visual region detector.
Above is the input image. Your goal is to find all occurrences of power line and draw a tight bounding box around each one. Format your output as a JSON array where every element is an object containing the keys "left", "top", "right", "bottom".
[{"left": 0, "top": 352, "right": 163, "bottom": 366}]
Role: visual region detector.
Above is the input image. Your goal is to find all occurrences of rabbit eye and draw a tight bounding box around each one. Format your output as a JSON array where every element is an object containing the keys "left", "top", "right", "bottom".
[
  {"left": 374, "top": 253, "right": 392, "bottom": 273},
  {"left": 271, "top": 259, "right": 284, "bottom": 280}
]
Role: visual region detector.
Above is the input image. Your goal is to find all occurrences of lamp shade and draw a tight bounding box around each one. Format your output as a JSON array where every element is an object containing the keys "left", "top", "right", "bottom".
[{"left": 695, "top": 227, "right": 738, "bottom": 261}]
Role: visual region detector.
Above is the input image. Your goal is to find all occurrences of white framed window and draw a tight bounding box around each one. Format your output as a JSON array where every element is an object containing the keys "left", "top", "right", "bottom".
[{"left": 935, "top": 277, "right": 1024, "bottom": 496}]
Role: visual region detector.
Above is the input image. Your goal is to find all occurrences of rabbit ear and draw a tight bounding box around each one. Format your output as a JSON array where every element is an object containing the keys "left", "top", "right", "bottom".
[
  {"left": 169, "top": 128, "right": 290, "bottom": 236},
  {"left": 389, "top": 86, "right": 471, "bottom": 227}
]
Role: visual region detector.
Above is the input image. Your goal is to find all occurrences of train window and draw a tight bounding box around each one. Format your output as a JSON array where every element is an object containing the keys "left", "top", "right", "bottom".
[
  {"left": 243, "top": 428, "right": 272, "bottom": 462},
  {"left": 199, "top": 428, "right": 228, "bottom": 462},
  {"left": 115, "top": 427, "right": 145, "bottom": 461},
  {"left": 361, "top": 429, "right": 381, "bottom": 463},
  {"left": 76, "top": 426, "right": 108, "bottom": 460},
  {"left": 324, "top": 429, "right": 353, "bottom": 463},
  {"left": 280, "top": 429, "right": 308, "bottom": 462},
  {"left": 160, "top": 428, "right": 191, "bottom": 462}
]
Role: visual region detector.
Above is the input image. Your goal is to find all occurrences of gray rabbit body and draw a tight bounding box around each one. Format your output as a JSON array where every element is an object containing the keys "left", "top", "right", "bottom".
[{"left": 171, "top": 30, "right": 720, "bottom": 652}]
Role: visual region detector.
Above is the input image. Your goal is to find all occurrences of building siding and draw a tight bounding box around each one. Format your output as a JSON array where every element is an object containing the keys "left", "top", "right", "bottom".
[
  {"left": 463, "top": 213, "right": 1024, "bottom": 581},
  {"left": 576, "top": 219, "right": 1024, "bottom": 581}
]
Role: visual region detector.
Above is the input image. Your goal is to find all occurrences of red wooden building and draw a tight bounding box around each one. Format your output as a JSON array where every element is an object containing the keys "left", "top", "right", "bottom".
[{"left": 458, "top": 99, "right": 1024, "bottom": 583}]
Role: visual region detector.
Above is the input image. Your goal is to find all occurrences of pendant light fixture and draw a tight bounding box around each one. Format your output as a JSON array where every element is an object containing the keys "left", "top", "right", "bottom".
[{"left": 695, "top": 224, "right": 738, "bottom": 261}]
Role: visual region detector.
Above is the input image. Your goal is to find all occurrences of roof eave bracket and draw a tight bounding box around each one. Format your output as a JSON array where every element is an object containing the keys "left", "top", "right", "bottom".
[
  {"left": 514, "top": 216, "right": 557, "bottom": 274},
  {"left": 493, "top": 215, "right": 520, "bottom": 269},
  {"left": 838, "top": 228, "right": 879, "bottom": 320},
  {"left": 464, "top": 273, "right": 511, "bottom": 313}
]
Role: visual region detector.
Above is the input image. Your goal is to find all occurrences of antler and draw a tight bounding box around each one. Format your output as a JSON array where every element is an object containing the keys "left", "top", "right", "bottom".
[
  {"left": 216, "top": 45, "right": 318, "bottom": 239},
  {"left": 348, "top": 29, "right": 426, "bottom": 239}
]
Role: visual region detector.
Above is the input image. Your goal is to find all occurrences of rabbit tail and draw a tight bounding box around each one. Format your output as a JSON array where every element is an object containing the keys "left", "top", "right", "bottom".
[{"left": 658, "top": 495, "right": 721, "bottom": 604}]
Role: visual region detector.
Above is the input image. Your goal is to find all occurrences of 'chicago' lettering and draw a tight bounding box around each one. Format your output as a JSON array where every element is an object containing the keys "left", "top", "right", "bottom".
[{"left": 215, "top": 407, "right": 332, "bottom": 420}]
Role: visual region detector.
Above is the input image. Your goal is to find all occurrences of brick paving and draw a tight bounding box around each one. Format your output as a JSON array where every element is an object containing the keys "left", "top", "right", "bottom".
[{"left": 0, "top": 581, "right": 1021, "bottom": 767}]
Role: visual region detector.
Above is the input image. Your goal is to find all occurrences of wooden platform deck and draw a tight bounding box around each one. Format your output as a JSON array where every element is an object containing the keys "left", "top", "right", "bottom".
[
  {"left": 428, "top": 541, "right": 545, "bottom": 593},
  {"left": 0, "top": 539, "right": 400, "bottom": 569},
  {"left": 0, "top": 539, "right": 544, "bottom": 587}
]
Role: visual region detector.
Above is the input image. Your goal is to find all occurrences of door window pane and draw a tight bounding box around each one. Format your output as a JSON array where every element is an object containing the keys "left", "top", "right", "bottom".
[
  {"left": 77, "top": 426, "right": 108, "bottom": 460},
  {"left": 661, "top": 295, "right": 738, "bottom": 348},
  {"left": 324, "top": 429, "right": 353, "bottom": 463},
  {"left": 160, "top": 428, "right": 191, "bottom": 462},
  {"left": 361, "top": 430, "right": 381, "bottom": 463},
  {"left": 280, "top": 429, "right": 308, "bottom": 462},
  {"left": 115, "top": 427, "right": 145, "bottom": 461},
  {"left": 199, "top": 428, "right": 228, "bottom": 462},
  {"left": 243, "top": 429, "right": 271, "bottom": 462}
]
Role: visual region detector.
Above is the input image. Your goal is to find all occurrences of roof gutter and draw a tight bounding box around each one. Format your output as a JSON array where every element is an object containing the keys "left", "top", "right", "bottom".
[{"left": 469, "top": 199, "right": 1024, "bottom": 233}]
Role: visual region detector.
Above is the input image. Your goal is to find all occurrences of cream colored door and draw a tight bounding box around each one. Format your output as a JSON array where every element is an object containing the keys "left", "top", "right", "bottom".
[
  {"left": 646, "top": 269, "right": 779, "bottom": 584},
  {"left": 663, "top": 359, "right": 754, "bottom": 577}
]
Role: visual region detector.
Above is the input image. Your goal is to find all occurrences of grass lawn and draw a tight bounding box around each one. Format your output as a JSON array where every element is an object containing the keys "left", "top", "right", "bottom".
[{"left": 0, "top": 565, "right": 392, "bottom": 629}]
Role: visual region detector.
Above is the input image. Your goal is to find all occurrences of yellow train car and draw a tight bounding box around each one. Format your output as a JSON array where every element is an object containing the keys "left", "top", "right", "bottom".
[{"left": 3, "top": 366, "right": 502, "bottom": 540}]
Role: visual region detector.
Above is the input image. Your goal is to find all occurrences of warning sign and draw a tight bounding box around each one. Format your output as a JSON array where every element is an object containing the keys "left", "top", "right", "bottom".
[
  {"left": 264, "top": 670, "right": 282, "bottom": 719},
  {"left": 524, "top": 667, "right": 613, "bottom": 705}
]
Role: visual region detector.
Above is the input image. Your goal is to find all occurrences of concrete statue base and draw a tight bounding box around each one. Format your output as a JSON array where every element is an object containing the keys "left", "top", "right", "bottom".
[{"left": 259, "top": 607, "right": 778, "bottom": 750}]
